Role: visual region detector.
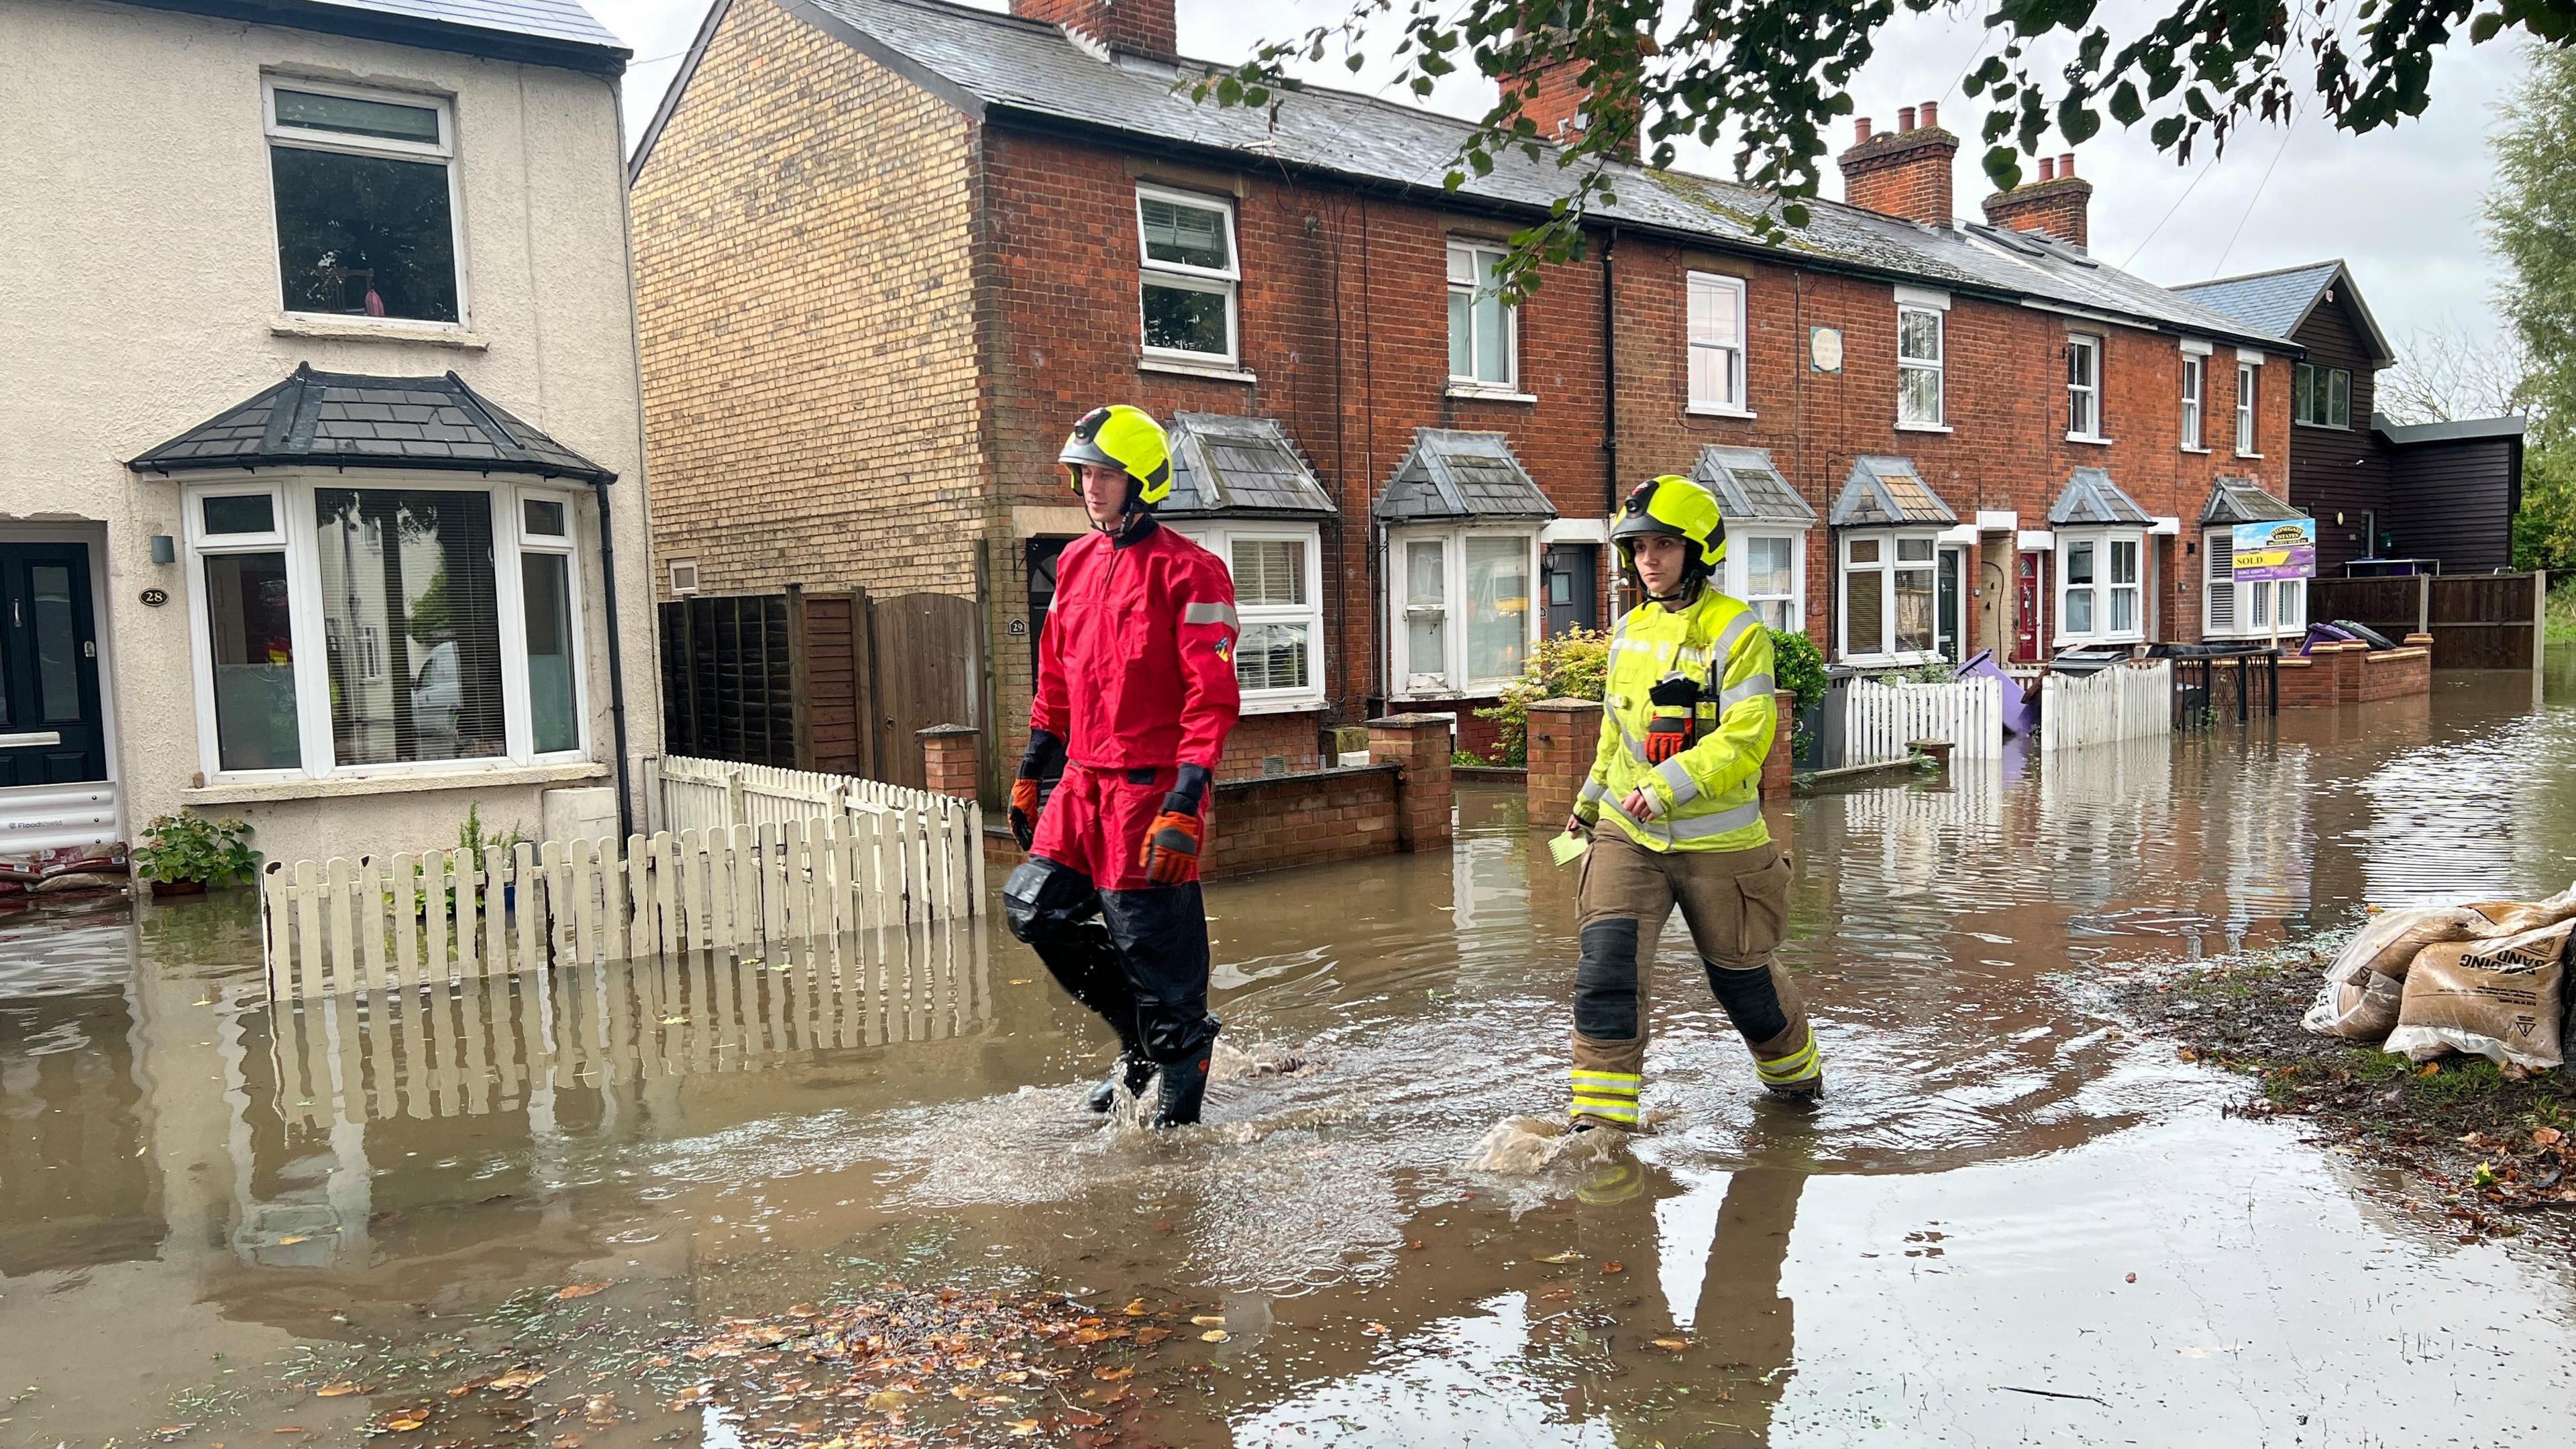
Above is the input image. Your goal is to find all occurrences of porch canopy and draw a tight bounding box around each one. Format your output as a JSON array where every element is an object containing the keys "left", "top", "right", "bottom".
[
  {"left": 1373, "top": 429, "right": 1557, "bottom": 523},
  {"left": 1829, "top": 455, "right": 1957, "bottom": 527},
  {"left": 2201, "top": 476, "right": 2303, "bottom": 527},
  {"left": 1692, "top": 445, "right": 1817, "bottom": 526},
  {"left": 2047, "top": 467, "right": 2153, "bottom": 527},
  {"left": 128, "top": 363, "right": 614, "bottom": 483},
  {"left": 1161, "top": 413, "right": 1336, "bottom": 519}
]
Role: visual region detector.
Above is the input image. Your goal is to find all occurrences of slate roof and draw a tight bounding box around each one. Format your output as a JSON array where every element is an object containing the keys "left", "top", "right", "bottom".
[
  {"left": 649, "top": 0, "right": 2290, "bottom": 350},
  {"left": 2200, "top": 477, "right": 2303, "bottom": 527},
  {"left": 1374, "top": 429, "right": 1556, "bottom": 523},
  {"left": 1829, "top": 455, "right": 1957, "bottom": 527},
  {"left": 1163, "top": 413, "right": 1336, "bottom": 518},
  {"left": 129, "top": 364, "right": 614, "bottom": 483},
  {"left": 2046, "top": 467, "right": 2153, "bottom": 527},
  {"left": 2171, "top": 260, "right": 2391, "bottom": 364},
  {"left": 140, "top": 0, "right": 627, "bottom": 70},
  {"left": 1690, "top": 445, "right": 1816, "bottom": 527}
]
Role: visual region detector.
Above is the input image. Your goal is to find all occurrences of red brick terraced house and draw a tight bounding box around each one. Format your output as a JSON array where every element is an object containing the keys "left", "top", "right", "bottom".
[{"left": 629, "top": 0, "right": 2299, "bottom": 792}]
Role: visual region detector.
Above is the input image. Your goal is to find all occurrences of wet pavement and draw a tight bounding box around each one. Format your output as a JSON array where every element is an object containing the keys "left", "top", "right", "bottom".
[{"left": 7, "top": 657, "right": 2576, "bottom": 1446}]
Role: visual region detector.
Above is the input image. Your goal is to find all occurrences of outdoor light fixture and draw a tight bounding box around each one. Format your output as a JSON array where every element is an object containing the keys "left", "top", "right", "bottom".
[{"left": 150, "top": 534, "right": 176, "bottom": 564}]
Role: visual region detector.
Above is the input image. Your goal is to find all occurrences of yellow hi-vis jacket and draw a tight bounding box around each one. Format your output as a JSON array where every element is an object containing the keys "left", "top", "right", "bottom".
[{"left": 1576, "top": 587, "right": 1774, "bottom": 853}]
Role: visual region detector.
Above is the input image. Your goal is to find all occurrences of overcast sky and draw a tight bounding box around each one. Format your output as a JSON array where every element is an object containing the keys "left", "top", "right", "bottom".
[{"left": 592, "top": 0, "right": 2528, "bottom": 365}]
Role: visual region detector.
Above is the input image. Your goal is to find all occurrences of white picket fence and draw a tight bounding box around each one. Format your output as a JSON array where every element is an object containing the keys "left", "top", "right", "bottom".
[
  {"left": 1835, "top": 675, "right": 2004, "bottom": 767},
  {"left": 260, "top": 811, "right": 981, "bottom": 1002},
  {"left": 655, "top": 755, "right": 976, "bottom": 837},
  {"left": 2040, "top": 660, "right": 2174, "bottom": 751},
  {"left": 255, "top": 918, "right": 991, "bottom": 1128}
]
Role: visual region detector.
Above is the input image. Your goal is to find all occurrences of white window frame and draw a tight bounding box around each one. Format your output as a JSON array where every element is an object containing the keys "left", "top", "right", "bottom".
[
  {"left": 1136, "top": 184, "right": 1241, "bottom": 368},
  {"left": 1168, "top": 522, "right": 1326, "bottom": 714},
  {"left": 1389, "top": 527, "right": 1542, "bottom": 699},
  {"left": 2180, "top": 352, "right": 2206, "bottom": 451},
  {"left": 2202, "top": 526, "right": 2307, "bottom": 639},
  {"left": 1835, "top": 528, "right": 1942, "bottom": 665},
  {"left": 2065, "top": 333, "right": 2104, "bottom": 441},
  {"left": 1725, "top": 528, "right": 1807, "bottom": 633},
  {"left": 1446, "top": 241, "right": 1520, "bottom": 392},
  {"left": 1686, "top": 271, "right": 1750, "bottom": 415},
  {"left": 2054, "top": 527, "right": 2145, "bottom": 645},
  {"left": 262, "top": 76, "right": 468, "bottom": 331},
  {"left": 1896, "top": 303, "right": 1946, "bottom": 429},
  {"left": 182, "top": 472, "right": 591, "bottom": 784},
  {"left": 2235, "top": 357, "right": 2262, "bottom": 455}
]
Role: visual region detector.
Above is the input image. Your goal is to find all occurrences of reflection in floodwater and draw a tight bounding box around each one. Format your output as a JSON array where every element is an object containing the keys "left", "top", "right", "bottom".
[{"left": 5, "top": 661, "right": 2576, "bottom": 1444}]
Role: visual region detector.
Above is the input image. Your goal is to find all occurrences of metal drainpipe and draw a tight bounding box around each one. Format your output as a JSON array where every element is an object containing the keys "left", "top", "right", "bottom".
[{"left": 592, "top": 476, "right": 634, "bottom": 841}]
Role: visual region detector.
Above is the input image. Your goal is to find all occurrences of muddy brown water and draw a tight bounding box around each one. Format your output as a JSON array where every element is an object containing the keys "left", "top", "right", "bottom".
[{"left": 8, "top": 659, "right": 2576, "bottom": 1446}]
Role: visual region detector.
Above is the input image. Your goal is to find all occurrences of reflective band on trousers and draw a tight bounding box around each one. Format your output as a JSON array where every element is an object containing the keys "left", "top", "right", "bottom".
[
  {"left": 1756, "top": 1028, "right": 1821, "bottom": 1084},
  {"left": 1181, "top": 601, "right": 1238, "bottom": 628},
  {"left": 1570, "top": 1068, "right": 1643, "bottom": 1123}
]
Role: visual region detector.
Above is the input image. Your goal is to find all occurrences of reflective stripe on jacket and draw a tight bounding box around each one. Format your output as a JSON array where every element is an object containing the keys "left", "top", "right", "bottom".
[{"left": 1578, "top": 588, "right": 1774, "bottom": 853}]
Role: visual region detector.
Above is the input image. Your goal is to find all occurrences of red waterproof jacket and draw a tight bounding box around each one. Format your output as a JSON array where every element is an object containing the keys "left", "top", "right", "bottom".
[{"left": 1031, "top": 523, "right": 1242, "bottom": 771}]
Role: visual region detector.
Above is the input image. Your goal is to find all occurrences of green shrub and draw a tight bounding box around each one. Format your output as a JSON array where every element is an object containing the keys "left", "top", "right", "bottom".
[
  {"left": 1767, "top": 627, "right": 1827, "bottom": 711},
  {"left": 131, "top": 814, "right": 256, "bottom": 888},
  {"left": 1474, "top": 626, "right": 1611, "bottom": 765}
]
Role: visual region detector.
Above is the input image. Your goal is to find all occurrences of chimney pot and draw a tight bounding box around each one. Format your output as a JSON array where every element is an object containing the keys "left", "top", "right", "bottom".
[
  {"left": 1838, "top": 102, "right": 1960, "bottom": 225},
  {"left": 1856, "top": 117, "right": 1873, "bottom": 145},
  {"left": 2059, "top": 152, "right": 2075, "bottom": 177},
  {"left": 2038, "top": 156, "right": 2054, "bottom": 182},
  {"left": 1898, "top": 105, "right": 1917, "bottom": 132},
  {"left": 1919, "top": 100, "right": 1938, "bottom": 130}
]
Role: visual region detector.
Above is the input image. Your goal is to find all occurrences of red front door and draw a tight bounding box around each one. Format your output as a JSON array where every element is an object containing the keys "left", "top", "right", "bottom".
[{"left": 2013, "top": 551, "right": 2047, "bottom": 663}]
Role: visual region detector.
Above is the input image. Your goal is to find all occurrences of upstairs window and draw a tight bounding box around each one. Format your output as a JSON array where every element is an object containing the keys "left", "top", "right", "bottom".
[
  {"left": 1446, "top": 241, "right": 1518, "bottom": 389},
  {"left": 1897, "top": 305, "right": 1945, "bottom": 427},
  {"left": 266, "top": 80, "right": 460, "bottom": 324},
  {"left": 2065, "top": 334, "right": 2103, "bottom": 439},
  {"left": 2293, "top": 362, "right": 2352, "bottom": 428},
  {"left": 1137, "top": 186, "right": 1240, "bottom": 365},
  {"left": 2180, "top": 352, "right": 2206, "bottom": 449},
  {"left": 1686, "top": 272, "right": 1748, "bottom": 412},
  {"left": 2237, "top": 361, "right": 2260, "bottom": 453}
]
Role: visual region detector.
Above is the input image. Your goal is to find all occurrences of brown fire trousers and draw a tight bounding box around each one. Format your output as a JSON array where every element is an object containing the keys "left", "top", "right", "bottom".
[{"left": 1568, "top": 830, "right": 1819, "bottom": 1128}]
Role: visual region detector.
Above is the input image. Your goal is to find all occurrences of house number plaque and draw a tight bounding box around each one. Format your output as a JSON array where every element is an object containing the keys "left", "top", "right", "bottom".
[{"left": 140, "top": 588, "right": 168, "bottom": 607}]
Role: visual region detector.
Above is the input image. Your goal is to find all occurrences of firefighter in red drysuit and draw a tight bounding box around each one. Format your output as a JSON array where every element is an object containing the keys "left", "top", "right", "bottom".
[{"left": 1003, "top": 405, "right": 1242, "bottom": 1128}]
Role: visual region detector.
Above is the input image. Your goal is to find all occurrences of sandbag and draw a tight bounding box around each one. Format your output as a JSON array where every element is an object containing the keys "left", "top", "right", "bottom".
[
  {"left": 2384, "top": 920, "right": 2573, "bottom": 1070},
  {"left": 2300, "top": 969, "right": 2406, "bottom": 1040}
]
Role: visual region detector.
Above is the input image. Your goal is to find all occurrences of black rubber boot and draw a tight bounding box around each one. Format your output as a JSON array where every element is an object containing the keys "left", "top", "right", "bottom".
[
  {"left": 1147, "top": 1049, "right": 1213, "bottom": 1129},
  {"left": 1086, "top": 1053, "right": 1158, "bottom": 1113},
  {"left": 1764, "top": 1074, "right": 1825, "bottom": 1106}
]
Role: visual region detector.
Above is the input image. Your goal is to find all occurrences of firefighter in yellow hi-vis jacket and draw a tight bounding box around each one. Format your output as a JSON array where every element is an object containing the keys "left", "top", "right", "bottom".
[{"left": 1562, "top": 475, "right": 1821, "bottom": 1128}]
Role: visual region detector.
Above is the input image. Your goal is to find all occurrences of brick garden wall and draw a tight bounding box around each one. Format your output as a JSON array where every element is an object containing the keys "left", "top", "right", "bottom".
[
  {"left": 1216, "top": 710, "right": 1328, "bottom": 780},
  {"left": 1203, "top": 766, "right": 1401, "bottom": 877}
]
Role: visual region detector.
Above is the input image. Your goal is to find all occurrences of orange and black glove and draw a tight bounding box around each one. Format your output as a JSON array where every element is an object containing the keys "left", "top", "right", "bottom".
[
  {"left": 1138, "top": 763, "right": 1211, "bottom": 885},
  {"left": 1010, "top": 729, "right": 1065, "bottom": 852},
  {"left": 1643, "top": 674, "right": 1700, "bottom": 765}
]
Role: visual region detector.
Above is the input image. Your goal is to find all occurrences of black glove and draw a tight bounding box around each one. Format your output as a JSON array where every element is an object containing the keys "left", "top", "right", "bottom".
[
  {"left": 1010, "top": 729, "right": 1066, "bottom": 851},
  {"left": 1160, "top": 763, "right": 1212, "bottom": 818}
]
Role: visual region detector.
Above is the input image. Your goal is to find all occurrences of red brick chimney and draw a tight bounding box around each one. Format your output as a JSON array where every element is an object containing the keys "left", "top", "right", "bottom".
[
  {"left": 1506, "top": 30, "right": 1651, "bottom": 162},
  {"left": 1014, "top": 0, "right": 1175, "bottom": 60},
  {"left": 1837, "top": 100, "right": 1958, "bottom": 226},
  {"left": 1982, "top": 151, "right": 2094, "bottom": 248}
]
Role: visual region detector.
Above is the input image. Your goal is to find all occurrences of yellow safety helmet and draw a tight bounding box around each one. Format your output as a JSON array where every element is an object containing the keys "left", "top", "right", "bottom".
[
  {"left": 1611, "top": 474, "right": 1727, "bottom": 589},
  {"left": 1059, "top": 405, "right": 1173, "bottom": 508}
]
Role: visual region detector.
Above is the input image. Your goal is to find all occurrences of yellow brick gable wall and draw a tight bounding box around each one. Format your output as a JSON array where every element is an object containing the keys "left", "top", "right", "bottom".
[{"left": 631, "top": 0, "right": 985, "bottom": 604}]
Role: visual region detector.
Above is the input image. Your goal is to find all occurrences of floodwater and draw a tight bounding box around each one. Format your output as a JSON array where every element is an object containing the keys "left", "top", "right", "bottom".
[{"left": 7, "top": 658, "right": 2576, "bottom": 1448}]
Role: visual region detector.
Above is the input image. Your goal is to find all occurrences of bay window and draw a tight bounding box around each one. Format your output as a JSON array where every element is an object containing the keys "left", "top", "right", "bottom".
[
  {"left": 2203, "top": 527, "right": 2306, "bottom": 638},
  {"left": 1730, "top": 532, "right": 1805, "bottom": 631},
  {"left": 1838, "top": 531, "right": 1937, "bottom": 661},
  {"left": 1168, "top": 523, "right": 1327, "bottom": 711},
  {"left": 2057, "top": 531, "right": 2143, "bottom": 643},
  {"left": 185, "top": 475, "right": 589, "bottom": 781},
  {"left": 1137, "top": 186, "right": 1240, "bottom": 366},
  {"left": 1392, "top": 530, "right": 1540, "bottom": 696}
]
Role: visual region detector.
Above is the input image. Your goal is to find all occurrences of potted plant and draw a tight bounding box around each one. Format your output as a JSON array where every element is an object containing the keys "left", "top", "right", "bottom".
[
  {"left": 1768, "top": 628, "right": 1831, "bottom": 771},
  {"left": 131, "top": 814, "right": 257, "bottom": 897}
]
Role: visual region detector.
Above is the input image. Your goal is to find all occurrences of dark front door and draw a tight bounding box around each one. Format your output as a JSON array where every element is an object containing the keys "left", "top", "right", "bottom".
[
  {"left": 0, "top": 543, "right": 108, "bottom": 788},
  {"left": 1542, "top": 543, "right": 1600, "bottom": 638}
]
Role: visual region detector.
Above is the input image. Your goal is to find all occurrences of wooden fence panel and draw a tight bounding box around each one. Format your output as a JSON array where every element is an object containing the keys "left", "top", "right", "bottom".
[
  {"left": 2040, "top": 661, "right": 2173, "bottom": 752},
  {"left": 1834, "top": 676, "right": 2002, "bottom": 767}
]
